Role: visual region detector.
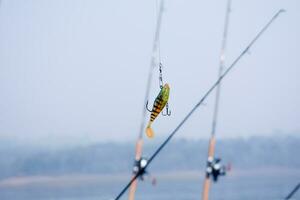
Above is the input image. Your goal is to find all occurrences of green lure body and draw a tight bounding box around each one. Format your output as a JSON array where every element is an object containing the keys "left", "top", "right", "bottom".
[{"left": 146, "top": 83, "right": 170, "bottom": 138}]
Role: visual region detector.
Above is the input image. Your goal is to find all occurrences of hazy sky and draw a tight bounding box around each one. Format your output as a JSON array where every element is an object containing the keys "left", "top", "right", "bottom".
[{"left": 0, "top": 0, "right": 299, "bottom": 145}]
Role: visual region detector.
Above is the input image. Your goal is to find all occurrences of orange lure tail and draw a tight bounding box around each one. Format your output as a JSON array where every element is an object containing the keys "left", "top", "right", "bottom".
[{"left": 146, "top": 125, "right": 155, "bottom": 138}]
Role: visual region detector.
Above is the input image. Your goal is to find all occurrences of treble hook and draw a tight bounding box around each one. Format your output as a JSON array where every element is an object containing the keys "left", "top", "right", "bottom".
[
  {"left": 162, "top": 102, "right": 171, "bottom": 116},
  {"left": 146, "top": 101, "right": 171, "bottom": 116},
  {"left": 146, "top": 101, "right": 152, "bottom": 112}
]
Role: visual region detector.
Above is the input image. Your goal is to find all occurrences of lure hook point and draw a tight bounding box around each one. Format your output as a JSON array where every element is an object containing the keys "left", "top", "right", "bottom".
[
  {"left": 146, "top": 101, "right": 152, "bottom": 112},
  {"left": 162, "top": 103, "right": 171, "bottom": 116},
  {"left": 162, "top": 110, "right": 171, "bottom": 116}
]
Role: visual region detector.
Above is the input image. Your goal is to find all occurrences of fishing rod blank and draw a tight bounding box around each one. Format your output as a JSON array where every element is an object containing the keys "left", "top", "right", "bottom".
[
  {"left": 202, "top": 1, "right": 231, "bottom": 199},
  {"left": 128, "top": 1, "right": 165, "bottom": 200},
  {"left": 285, "top": 183, "right": 300, "bottom": 200},
  {"left": 113, "top": 9, "right": 284, "bottom": 200},
  {"left": 211, "top": 0, "right": 231, "bottom": 138}
]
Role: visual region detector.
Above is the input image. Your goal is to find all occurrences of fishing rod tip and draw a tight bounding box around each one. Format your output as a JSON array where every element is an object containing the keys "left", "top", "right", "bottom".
[{"left": 279, "top": 9, "right": 286, "bottom": 13}]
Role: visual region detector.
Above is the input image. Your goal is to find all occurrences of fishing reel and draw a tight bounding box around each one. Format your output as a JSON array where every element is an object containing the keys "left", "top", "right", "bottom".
[
  {"left": 133, "top": 157, "right": 148, "bottom": 179},
  {"left": 132, "top": 157, "right": 157, "bottom": 185},
  {"left": 205, "top": 156, "right": 226, "bottom": 182}
]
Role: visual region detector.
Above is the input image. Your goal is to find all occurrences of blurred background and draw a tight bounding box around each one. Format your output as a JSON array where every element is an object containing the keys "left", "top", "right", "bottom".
[{"left": 0, "top": 0, "right": 299, "bottom": 199}]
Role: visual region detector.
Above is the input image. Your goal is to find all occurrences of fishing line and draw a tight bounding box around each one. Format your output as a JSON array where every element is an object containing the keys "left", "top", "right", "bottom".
[
  {"left": 156, "top": 0, "right": 162, "bottom": 64},
  {"left": 114, "top": 9, "right": 285, "bottom": 200},
  {"left": 156, "top": 0, "right": 164, "bottom": 89}
]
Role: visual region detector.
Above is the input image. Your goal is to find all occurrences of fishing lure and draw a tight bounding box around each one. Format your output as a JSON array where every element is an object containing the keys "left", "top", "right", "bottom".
[{"left": 145, "top": 83, "right": 170, "bottom": 138}]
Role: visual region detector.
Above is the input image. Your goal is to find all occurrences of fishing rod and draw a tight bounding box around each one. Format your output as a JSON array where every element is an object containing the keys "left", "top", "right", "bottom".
[
  {"left": 202, "top": 1, "right": 231, "bottom": 199},
  {"left": 128, "top": 0, "right": 165, "bottom": 200},
  {"left": 285, "top": 183, "right": 300, "bottom": 200},
  {"left": 114, "top": 9, "right": 284, "bottom": 200}
]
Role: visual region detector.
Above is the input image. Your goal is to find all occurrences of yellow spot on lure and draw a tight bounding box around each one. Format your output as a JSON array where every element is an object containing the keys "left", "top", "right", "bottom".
[{"left": 146, "top": 83, "right": 170, "bottom": 138}]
